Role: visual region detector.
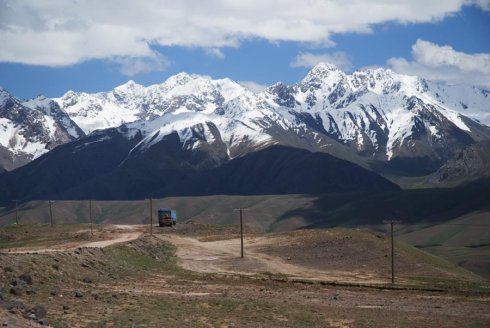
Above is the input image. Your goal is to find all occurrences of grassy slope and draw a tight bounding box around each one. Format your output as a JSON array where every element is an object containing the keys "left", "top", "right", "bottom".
[
  {"left": 398, "top": 211, "right": 490, "bottom": 279},
  {"left": 0, "top": 223, "right": 90, "bottom": 249},
  {"left": 1, "top": 179, "right": 489, "bottom": 231},
  {"left": 1, "top": 179, "right": 488, "bottom": 279},
  {"left": 0, "top": 195, "right": 317, "bottom": 231}
]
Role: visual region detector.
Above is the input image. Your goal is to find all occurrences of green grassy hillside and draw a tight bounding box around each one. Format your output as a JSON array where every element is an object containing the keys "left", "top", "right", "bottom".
[{"left": 0, "top": 195, "right": 317, "bottom": 231}]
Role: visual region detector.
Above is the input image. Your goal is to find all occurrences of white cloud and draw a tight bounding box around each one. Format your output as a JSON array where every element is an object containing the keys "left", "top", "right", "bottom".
[
  {"left": 412, "top": 39, "right": 490, "bottom": 73},
  {"left": 470, "top": 0, "right": 490, "bottom": 12},
  {"left": 0, "top": 0, "right": 475, "bottom": 68},
  {"left": 112, "top": 52, "right": 170, "bottom": 76},
  {"left": 238, "top": 81, "right": 268, "bottom": 93},
  {"left": 204, "top": 48, "right": 225, "bottom": 59},
  {"left": 291, "top": 52, "right": 353, "bottom": 71},
  {"left": 388, "top": 39, "right": 490, "bottom": 88}
]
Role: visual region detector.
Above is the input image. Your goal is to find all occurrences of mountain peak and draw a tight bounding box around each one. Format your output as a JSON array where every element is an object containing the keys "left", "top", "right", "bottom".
[
  {"left": 300, "top": 62, "right": 345, "bottom": 88},
  {"left": 359, "top": 66, "right": 402, "bottom": 80},
  {"left": 0, "top": 87, "right": 12, "bottom": 105},
  {"left": 305, "top": 62, "right": 342, "bottom": 78},
  {"left": 114, "top": 80, "right": 143, "bottom": 93},
  {"left": 23, "top": 94, "right": 54, "bottom": 112},
  {"left": 33, "top": 94, "right": 49, "bottom": 101},
  {"left": 311, "top": 62, "right": 340, "bottom": 73},
  {"left": 0, "top": 86, "right": 11, "bottom": 97},
  {"left": 164, "top": 72, "right": 196, "bottom": 87}
]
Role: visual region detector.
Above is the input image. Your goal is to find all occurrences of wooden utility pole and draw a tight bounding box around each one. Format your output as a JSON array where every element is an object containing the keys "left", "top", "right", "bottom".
[
  {"left": 149, "top": 198, "right": 153, "bottom": 236},
  {"left": 233, "top": 208, "right": 249, "bottom": 258},
  {"left": 49, "top": 200, "right": 53, "bottom": 227},
  {"left": 13, "top": 200, "right": 20, "bottom": 224},
  {"left": 89, "top": 199, "right": 93, "bottom": 237},
  {"left": 384, "top": 220, "right": 401, "bottom": 284},
  {"left": 240, "top": 209, "right": 243, "bottom": 258}
]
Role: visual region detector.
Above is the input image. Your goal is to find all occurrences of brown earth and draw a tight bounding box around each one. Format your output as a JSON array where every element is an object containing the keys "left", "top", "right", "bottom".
[
  {"left": 157, "top": 225, "right": 478, "bottom": 285},
  {"left": 0, "top": 223, "right": 489, "bottom": 327}
]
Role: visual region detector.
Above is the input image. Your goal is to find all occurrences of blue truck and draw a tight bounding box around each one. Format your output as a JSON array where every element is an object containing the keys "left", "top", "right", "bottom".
[{"left": 158, "top": 208, "right": 177, "bottom": 227}]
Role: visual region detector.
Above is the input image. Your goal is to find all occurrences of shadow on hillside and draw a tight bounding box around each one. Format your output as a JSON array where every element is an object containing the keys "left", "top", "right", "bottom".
[{"left": 275, "top": 178, "right": 490, "bottom": 229}]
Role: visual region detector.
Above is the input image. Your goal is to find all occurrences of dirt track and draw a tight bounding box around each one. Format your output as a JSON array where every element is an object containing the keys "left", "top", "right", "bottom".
[
  {"left": 4, "top": 223, "right": 384, "bottom": 284},
  {"left": 158, "top": 234, "right": 385, "bottom": 284},
  {"left": 1, "top": 224, "right": 489, "bottom": 327},
  {"left": 3, "top": 225, "right": 144, "bottom": 254},
  {"left": 0, "top": 223, "right": 462, "bottom": 285}
]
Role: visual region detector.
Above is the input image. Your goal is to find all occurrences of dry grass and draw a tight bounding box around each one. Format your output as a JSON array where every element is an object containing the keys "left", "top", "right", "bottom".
[{"left": 0, "top": 224, "right": 489, "bottom": 328}]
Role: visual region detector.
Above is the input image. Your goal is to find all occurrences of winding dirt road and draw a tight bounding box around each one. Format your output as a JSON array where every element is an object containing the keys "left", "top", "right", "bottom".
[
  {"left": 157, "top": 234, "right": 384, "bottom": 283},
  {"left": 4, "top": 226, "right": 387, "bottom": 283}
]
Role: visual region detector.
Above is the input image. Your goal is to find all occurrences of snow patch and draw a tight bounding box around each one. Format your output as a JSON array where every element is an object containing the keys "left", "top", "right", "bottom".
[
  {"left": 0, "top": 118, "right": 48, "bottom": 159},
  {"left": 72, "top": 135, "right": 112, "bottom": 154}
]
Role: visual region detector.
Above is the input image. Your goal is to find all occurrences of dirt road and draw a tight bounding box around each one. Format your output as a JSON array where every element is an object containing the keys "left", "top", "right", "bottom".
[
  {"left": 3, "top": 225, "right": 145, "bottom": 254},
  {"left": 158, "top": 234, "right": 384, "bottom": 284},
  {"left": 1, "top": 224, "right": 469, "bottom": 285},
  {"left": 1, "top": 224, "right": 489, "bottom": 327}
]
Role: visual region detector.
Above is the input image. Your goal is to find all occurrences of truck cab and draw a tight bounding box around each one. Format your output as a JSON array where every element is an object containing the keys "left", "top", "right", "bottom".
[{"left": 158, "top": 208, "right": 177, "bottom": 227}]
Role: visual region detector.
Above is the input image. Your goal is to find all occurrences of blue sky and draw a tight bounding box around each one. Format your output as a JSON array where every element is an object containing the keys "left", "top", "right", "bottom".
[{"left": 0, "top": 1, "right": 489, "bottom": 99}]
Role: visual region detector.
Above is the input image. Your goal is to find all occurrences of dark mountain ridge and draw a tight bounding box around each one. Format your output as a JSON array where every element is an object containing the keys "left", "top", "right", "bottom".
[{"left": 0, "top": 128, "right": 398, "bottom": 205}]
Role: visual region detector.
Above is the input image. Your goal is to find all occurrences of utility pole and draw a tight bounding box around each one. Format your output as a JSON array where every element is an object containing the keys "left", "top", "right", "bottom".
[
  {"left": 149, "top": 198, "right": 153, "bottom": 236},
  {"left": 89, "top": 199, "right": 93, "bottom": 237},
  {"left": 233, "top": 208, "right": 249, "bottom": 258},
  {"left": 13, "top": 200, "right": 20, "bottom": 224},
  {"left": 383, "top": 220, "right": 401, "bottom": 284},
  {"left": 49, "top": 200, "right": 53, "bottom": 227}
]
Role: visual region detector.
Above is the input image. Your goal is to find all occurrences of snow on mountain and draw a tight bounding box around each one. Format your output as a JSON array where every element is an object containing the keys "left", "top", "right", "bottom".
[
  {"left": 23, "top": 95, "right": 84, "bottom": 139},
  {"left": 5, "top": 63, "right": 489, "bottom": 175},
  {"left": 0, "top": 88, "right": 84, "bottom": 171},
  {"left": 53, "top": 90, "right": 141, "bottom": 134},
  {"left": 52, "top": 64, "right": 490, "bottom": 169},
  {"left": 264, "top": 63, "right": 490, "bottom": 161},
  {"left": 125, "top": 105, "right": 277, "bottom": 159},
  {"left": 53, "top": 73, "right": 252, "bottom": 135},
  {"left": 422, "top": 81, "right": 490, "bottom": 127}
]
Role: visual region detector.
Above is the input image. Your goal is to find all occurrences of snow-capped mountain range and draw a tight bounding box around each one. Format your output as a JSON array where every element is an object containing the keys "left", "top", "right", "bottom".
[
  {"left": 1, "top": 63, "right": 490, "bottom": 179},
  {"left": 0, "top": 87, "right": 83, "bottom": 171}
]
